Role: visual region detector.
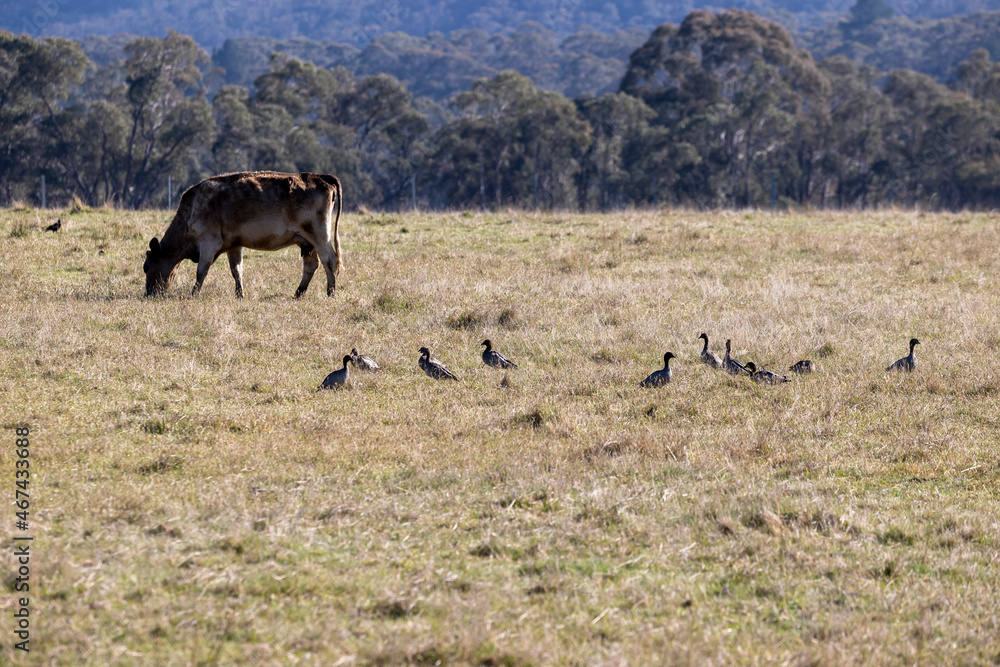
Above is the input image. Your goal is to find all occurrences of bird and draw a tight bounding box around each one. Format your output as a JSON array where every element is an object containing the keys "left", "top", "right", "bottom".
[
  {"left": 44, "top": 219, "right": 61, "bottom": 232},
  {"left": 351, "top": 348, "right": 379, "bottom": 371},
  {"left": 319, "top": 355, "right": 353, "bottom": 389},
  {"left": 724, "top": 339, "right": 748, "bottom": 375},
  {"left": 640, "top": 352, "right": 675, "bottom": 387},
  {"left": 886, "top": 338, "right": 920, "bottom": 372},
  {"left": 745, "top": 362, "right": 791, "bottom": 385},
  {"left": 419, "top": 347, "right": 459, "bottom": 380},
  {"left": 789, "top": 360, "right": 815, "bottom": 374},
  {"left": 481, "top": 339, "right": 517, "bottom": 369},
  {"left": 698, "top": 333, "right": 723, "bottom": 368}
]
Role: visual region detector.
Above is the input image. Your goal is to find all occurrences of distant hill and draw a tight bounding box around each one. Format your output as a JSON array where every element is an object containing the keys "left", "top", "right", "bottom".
[
  {"left": 803, "top": 10, "right": 1000, "bottom": 80},
  {"left": 66, "top": 6, "right": 1000, "bottom": 105},
  {"left": 210, "top": 25, "right": 648, "bottom": 101},
  {"left": 13, "top": 0, "right": 1000, "bottom": 47}
]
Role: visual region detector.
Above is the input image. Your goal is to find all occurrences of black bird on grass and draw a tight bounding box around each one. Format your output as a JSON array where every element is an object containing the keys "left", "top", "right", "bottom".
[
  {"left": 419, "top": 347, "right": 459, "bottom": 380},
  {"left": 789, "top": 360, "right": 816, "bottom": 374},
  {"left": 481, "top": 339, "right": 517, "bottom": 369},
  {"left": 698, "top": 333, "right": 723, "bottom": 368},
  {"left": 886, "top": 338, "right": 920, "bottom": 372},
  {"left": 745, "top": 362, "right": 791, "bottom": 385},
  {"left": 44, "top": 219, "right": 61, "bottom": 232},
  {"left": 724, "top": 339, "right": 749, "bottom": 376},
  {"left": 351, "top": 348, "right": 379, "bottom": 371},
  {"left": 640, "top": 352, "right": 675, "bottom": 387},
  {"left": 320, "top": 355, "right": 353, "bottom": 389}
]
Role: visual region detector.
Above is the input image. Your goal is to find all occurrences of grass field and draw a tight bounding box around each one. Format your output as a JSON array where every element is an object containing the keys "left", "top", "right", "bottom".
[{"left": 1, "top": 206, "right": 999, "bottom": 665}]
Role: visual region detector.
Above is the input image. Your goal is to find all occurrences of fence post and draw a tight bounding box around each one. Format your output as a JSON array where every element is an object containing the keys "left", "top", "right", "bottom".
[
  {"left": 41, "top": 175, "right": 46, "bottom": 209},
  {"left": 411, "top": 173, "right": 416, "bottom": 211},
  {"left": 771, "top": 172, "right": 776, "bottom": 212},
  {"left": 533, "top": 143, "right": 539, "bottom": 211},
  {"left": 168, "top": 175, "right": 172, "bottom": 210}
]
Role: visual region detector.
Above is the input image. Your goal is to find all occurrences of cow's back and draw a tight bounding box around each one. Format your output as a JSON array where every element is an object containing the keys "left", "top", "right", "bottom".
[{"left": 185, "top": 172, "right": 336, "bottom": 252}]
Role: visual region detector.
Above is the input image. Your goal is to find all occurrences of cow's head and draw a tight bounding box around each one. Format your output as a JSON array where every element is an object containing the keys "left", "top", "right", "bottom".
[{"left": 144, "top": 237, "right": 177, "bottom": 296}]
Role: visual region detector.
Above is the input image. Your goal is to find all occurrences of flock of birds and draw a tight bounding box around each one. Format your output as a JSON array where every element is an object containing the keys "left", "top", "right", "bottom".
[
  {"left": 36, "top": 215, "right": 925, "bottom": 389},
  {"left": 319, "top": 335, "right": 921, "bottom": 389},
  {"left": 320, "top": 340, "right": 515, "bottom": 388}
]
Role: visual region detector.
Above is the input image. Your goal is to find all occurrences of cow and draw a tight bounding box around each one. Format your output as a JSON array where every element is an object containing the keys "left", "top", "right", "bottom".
[{"left": 143, "top": 171, "right": 343, "bottom": 298}]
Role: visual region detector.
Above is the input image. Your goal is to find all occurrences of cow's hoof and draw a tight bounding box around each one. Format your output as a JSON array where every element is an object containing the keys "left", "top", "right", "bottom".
[{"left": 294, "top": 290, "right": 304, "bottom": 299}]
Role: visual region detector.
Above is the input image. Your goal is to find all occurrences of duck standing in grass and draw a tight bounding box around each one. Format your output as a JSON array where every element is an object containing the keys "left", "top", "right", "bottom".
[
  {"left": 351, "top": 348, "right": 379, "bottom": 371},
  {"left": 789, "top": 359, "right": 815, "bottom": 374},
  {"left": 640, "top": 352, "right": 675, "bottom": 387},
  {"left": 419, "top": 347, "right": 459, "bottom": 380},
  {"left": 481, "top": 339, "right": 517, "bottom": 369},
  {"left": 320, "top": 355, "right": 353, "bottom": 389},
  {"left": 724, "top": 339, "right": 748, "bottom": 376},
  {"left": 698, "top": 333, "right": 723, "bottom": 368},
  {"left": 887, "top": 338, "right": 920, "bottom": 372},
  {"left": 744, "top": 362, "right": 791, "bottom": 385}
]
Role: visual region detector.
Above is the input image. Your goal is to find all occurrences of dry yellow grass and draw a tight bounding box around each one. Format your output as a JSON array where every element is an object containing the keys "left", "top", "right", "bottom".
[{"left": 1, "top": 207, "right": 999, "bottom": 665}]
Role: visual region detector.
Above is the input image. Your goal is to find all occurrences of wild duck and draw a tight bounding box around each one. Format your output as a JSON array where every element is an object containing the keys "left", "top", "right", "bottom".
[
  {"left": 724, "top": 339, "right": 748, "bottom": 376},
  {"left": 745, "top": 362, "right": 791, "bottom": 385},
  {"left": 351, "top": 348, "right": 379, "bottom": 371},
  {"left": 640, "top": 352, "right": 675, "bottom": 387},
  {"left": 789, "top": 359, "right": 815, "bottom": 374},
  {"left": 419, "top": 347, "right": 459, "bottom": 380},
  {"left": 481, "top": 339, "right": 518, "bottom": 369},
  {"left": 886, "top": 338, "right": 920, "bottom": 372},
  {"left": 320, "top": 355, "right": 353, "bottom": 389},
  {"left": 699, "top": 333, "right": 723, "bottom": 368}
]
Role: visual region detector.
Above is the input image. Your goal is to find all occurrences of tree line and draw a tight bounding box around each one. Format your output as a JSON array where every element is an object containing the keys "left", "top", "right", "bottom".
[{"left": 2, "top": 8, "right": 999, "bottom": 211}]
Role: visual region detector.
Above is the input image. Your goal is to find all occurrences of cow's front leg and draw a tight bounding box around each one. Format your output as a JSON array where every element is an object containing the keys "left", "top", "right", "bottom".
[
  {"left": 192, "top": 242, "right": 220, "bottom": 296},
  {"left": 227, "top": 247, "right": 244, "bottom": 298},
  {"left": 295, "top": 248, "right": 319, "bottom": 298}
]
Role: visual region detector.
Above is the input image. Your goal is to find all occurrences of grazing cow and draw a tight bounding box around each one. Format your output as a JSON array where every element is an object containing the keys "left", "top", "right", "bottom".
[{"left": 143, "top": 171, "right": 343, "bottom": 298}]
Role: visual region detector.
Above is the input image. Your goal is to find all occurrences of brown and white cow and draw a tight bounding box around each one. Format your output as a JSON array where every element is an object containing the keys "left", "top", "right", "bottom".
[{"left": 144, "top": 171, "right": 343, "bottom": 298}]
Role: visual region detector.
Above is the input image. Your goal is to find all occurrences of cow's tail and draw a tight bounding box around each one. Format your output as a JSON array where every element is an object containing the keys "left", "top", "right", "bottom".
[{"left": 321, "top": 174, "right": 344, "bottom": 272}]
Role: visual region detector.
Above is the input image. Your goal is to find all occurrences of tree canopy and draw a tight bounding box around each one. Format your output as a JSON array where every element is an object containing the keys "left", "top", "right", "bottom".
[{"left": 2, "top": 8, "right": 999, "bottom": 210}]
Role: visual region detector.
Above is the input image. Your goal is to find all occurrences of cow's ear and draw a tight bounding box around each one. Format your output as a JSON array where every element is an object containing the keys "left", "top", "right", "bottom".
[{"left": 149, "top": 237, "right": 160, "bottom": 253}]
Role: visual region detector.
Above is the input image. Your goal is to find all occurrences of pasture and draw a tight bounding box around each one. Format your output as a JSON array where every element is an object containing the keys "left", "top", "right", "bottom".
[{"left": 1, "top": 207, "right": 998, "bottom": 665}]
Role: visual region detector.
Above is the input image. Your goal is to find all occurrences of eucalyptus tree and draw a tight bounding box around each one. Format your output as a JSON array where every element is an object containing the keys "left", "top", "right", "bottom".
[
  {"left": 0, "top": 32, "right": 88, "bottom": 204},
  {"left": 117, "top": 31, "right": 213, "bottom": 208},
  {"left": 620, "top": 10, "right": 828, "bottom": 207}
]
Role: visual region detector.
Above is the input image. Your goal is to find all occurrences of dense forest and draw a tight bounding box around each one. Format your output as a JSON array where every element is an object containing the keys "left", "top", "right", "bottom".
[{"left": 2, "top": 4, "right": 1000, "bottom": 211}]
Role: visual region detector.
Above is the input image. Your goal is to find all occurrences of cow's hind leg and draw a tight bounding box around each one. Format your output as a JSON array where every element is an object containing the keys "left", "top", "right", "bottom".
[
  {"left": 227, "top": 247, "right": 244, "bottom": 298},
  {"left": 316, "top": 242, "right": 339, "bottom": 296},
  {"left": 295, "top": 246, "right": 319, "bottom": 299}
]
